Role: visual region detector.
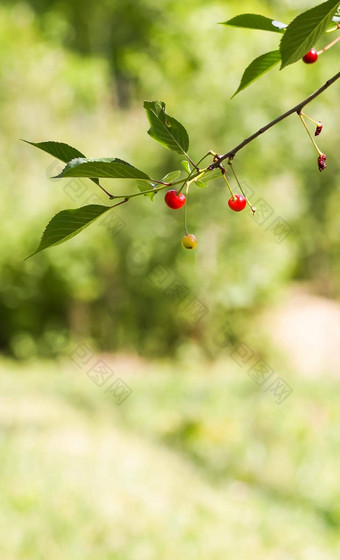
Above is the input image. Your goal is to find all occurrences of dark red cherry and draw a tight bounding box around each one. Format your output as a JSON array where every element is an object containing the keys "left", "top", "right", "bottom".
[
  {"left": 303, "top": 49, "right": 318, "bottom": 64},
  {"left": 318, "top": 154, "right": 326, "bottom": 172}
]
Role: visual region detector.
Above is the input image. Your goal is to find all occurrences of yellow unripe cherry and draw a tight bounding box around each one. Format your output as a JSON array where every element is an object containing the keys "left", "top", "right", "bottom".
[{"left": 181, "top": 234, "right": 197, "bottom": 250}]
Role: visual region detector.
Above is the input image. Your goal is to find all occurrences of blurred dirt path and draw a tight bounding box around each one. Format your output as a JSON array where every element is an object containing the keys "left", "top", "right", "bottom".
[{"left": 263, "top": 286, "right": 340, "bottom": 378}]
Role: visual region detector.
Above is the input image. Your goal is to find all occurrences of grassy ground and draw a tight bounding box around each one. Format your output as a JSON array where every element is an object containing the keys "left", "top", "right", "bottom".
[{"left": 0, "top": 355, "right": 339, "bottom": 559}]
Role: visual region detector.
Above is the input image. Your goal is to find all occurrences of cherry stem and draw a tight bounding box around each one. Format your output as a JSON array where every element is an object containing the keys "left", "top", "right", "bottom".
[
  {"left": 298, "top": 113, "right": 323, "bottom": 156},
  {"left": 184, "top": 182, "right": 190, "bottom": 235},
  {"left": 177, "top": 167, "right": 209, "bottom": 193},
  {"left": 209, "top": 71, "right": 340, "bottom": 168},
  {"left": 177, "top": 167, "right": 200, "bottom": 194},
  {"left": 299, "top": 112, "right": 320, "bottom": 127},
  {"left": 112, "top": 183, "right": 170, "bottom": 199},
  {"left": 149, "top": 179, "right": 172, "bottom": 185},
  {"left": 317, "top": 34, "right": 340, "bottom": 54},
  {"left": 190, "top": 170, "right": 207, "bottom": 184},
  {"left": 326, "top": 23, "right": 340, "bottom": 33},
  {"left": 222, "top": 173, "right": 235, "bottom": 199},
  {"left": 195, "top": 151, "right": 216, "bottom": 168}
]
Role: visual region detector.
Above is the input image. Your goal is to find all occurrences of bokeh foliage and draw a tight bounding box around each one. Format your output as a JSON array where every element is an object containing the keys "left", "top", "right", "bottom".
[
  {"left": 0, "top": 0, "right": 339, "bottom": 358},
  {"left": 0, "top": 359, "right": 339, "bottom": 558}
]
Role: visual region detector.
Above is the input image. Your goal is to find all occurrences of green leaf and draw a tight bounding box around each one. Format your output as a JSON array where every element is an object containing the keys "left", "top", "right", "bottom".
[
  {"left": 135, "top": 179, "right": 155, "bottom": 200},
  {"left": 201, "top": 168, "right": 222, "bottom": 183},
  {"left": 22, "top": 140, "right": 85, "bottom": 162},
  {"left": 195, "top": 180, "right": 207, "bottom": 188},
  {"left": 232, "top": 50, "right": 281, "bottom": 97},
  {"left": 144, "top": 101, "right": 189, "bottom": 155},
  {"left": 27, "top": 205, "right": 112, "bottom": 258},
  {"left": 221, "top": 13, "right": 287, "bottom": 33},
  {"left": 181, "top": 160, "right": 192, "bottom": 174},
  {"left": 23, "top": 140, "right": 100, "bottom": 186},
  {"left": 162, "top": 170, "right": 182, "bottom": 183},
  {"left": 56, "top": 158, "right": 150, "bottom": 180},
  {"left": 280, "top": 0, "right": 340, "bottom": 68}
]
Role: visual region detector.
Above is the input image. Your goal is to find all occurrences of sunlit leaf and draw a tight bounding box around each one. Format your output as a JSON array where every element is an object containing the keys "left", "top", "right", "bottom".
[
  {"left": 162, "top": 170, "right": 182, "bottom": 183},
  {"left": 22, "top": 140, "right": 100, "bottom": 185},
  {"left": 55, "top": 158, "right": 150, "bottom": 180},
  {"left": 144, "top": 101, "right": 189, "bottom": 155},
  {"left": 280, "top": 0, "right": 340, "bottom": 68},
  {"left": 181, "top": 160, "right": 192, "bottom": 174},
  {"left": 195, "top": 180, "right": 207, "bottom": 188},
  {"left": 27, "top": 205, "right": 112, "bottom": 258},
  {"left": 232, "top": 50, "right": 281, "bottom": 97},
  {"left": 135, "top": 179, "right": 155, "bottom": 200},
  {"left": 221, "top": 13, "right": 287, "bottom": 33}
]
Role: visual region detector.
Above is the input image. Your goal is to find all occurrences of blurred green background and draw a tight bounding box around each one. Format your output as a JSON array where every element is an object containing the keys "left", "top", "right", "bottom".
[{"left": 0, "top": 0, "right": 339, "bottom": 558}]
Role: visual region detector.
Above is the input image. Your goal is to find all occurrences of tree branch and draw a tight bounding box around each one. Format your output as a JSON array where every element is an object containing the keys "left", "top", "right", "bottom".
[{"left": 210, "top": 71, "right": 340, "bottom": 168}]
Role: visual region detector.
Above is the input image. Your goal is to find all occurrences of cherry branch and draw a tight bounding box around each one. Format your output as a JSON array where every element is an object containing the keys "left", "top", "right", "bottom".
[
  {"left": 109, "top": 72, "right": 340, "bottom": 205},
  {"left": 210, "top": 71, "right": 340, "bottom": 168}
]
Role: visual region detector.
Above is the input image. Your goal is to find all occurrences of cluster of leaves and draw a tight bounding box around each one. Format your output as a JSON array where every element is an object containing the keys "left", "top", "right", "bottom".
[
  {"left": 221, "top": 0, "right": 340, "bottom": 96},
  {"left": 25, "top": 0, "right": 340, "bottom": 258},
  {"left": 25, "top": 101, "right": 207, "bottom": 258}
]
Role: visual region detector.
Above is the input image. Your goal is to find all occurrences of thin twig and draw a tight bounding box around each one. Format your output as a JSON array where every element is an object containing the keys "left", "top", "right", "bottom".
[
  {"left": 184, "top": 151, "right": 200, "bottom": 171},
  {"left": 96, "top": 181, "right": 114, "bottom": 199},
  {"left": 110, "top": 197, "right": 129, "bottom": 207},
  {"left": 209, "top": 71, "right": 340, "bottom": 168},
  {"left": 318, "top": 34, "right": 340, "bottom": 54}
]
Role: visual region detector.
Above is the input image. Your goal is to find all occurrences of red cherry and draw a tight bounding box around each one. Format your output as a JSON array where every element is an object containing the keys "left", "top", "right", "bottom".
[
  {"left": 302, "top": 49, "right": 318, "bottom": 64},
  {"left": 164, "top": 190, "right": 186, "bottom": 209},
  {"left": 228, "top": 194, "right": 247, "bottom": 212}
]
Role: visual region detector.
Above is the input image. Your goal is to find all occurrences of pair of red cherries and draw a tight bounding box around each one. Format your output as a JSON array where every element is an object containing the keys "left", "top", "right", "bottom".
[{"left": 164, "top": 190, "right": 246, "bottom": 212}]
